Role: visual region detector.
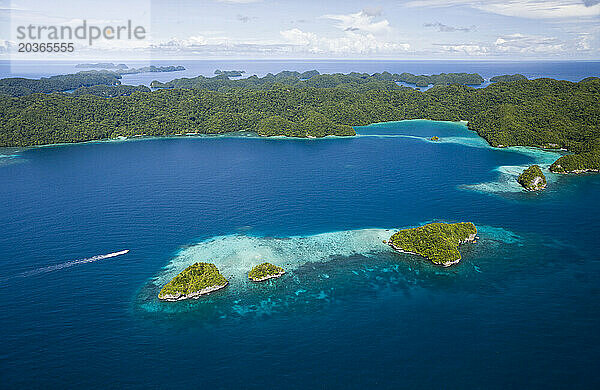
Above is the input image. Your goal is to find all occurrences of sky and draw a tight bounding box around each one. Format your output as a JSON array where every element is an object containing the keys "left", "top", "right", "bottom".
[{"left": 1, "top": 0, "right": 599, "bottom": 60}]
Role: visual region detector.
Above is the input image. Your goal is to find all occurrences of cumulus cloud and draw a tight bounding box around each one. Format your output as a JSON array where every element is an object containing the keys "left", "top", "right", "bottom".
[
  {"left": 494, "top": 33, "right": 566, "bottom": 53},
  {"left": 322, "top": 10, "right": 392, "bottom": 34},
  {"left": 280, "top": 28, "right": 409, "bottom": 54},
  {"left": 435, "top": 43, "right": 489, "bottom": 55},
  {"left": 424, "top": 22, "right": 476, "bottom": 32}
]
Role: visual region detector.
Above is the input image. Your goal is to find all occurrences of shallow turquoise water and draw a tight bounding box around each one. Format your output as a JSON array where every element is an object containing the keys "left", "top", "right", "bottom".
[{"left": 1, "top": 120, "right": 599, "bottom": 388}]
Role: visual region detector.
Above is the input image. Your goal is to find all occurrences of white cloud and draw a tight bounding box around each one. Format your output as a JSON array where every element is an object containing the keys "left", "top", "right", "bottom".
[
  {"left": 494, "top": 33, "right": 566, "bottom": 53},
  {"left": 322, "top": 10, "right": 393, "bottom": 35},
  {"left": 405, "top": 0, "right": 600, "bottom": 19},
  {"left": 437, "top": 43, "right": 489, "bottom": 55},
  {"left": 280, "top": 28, "right": 409, "bottom": 54}
]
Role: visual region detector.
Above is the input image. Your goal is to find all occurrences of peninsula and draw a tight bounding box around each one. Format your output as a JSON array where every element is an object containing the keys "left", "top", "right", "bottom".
[
  {"left": 158, "top": 262, "right": 228, "bottom": 301},
  {"left": 387, "top": 222, "right": 477, "bottom": 266},
  {"left": 248, "top": 263, "right": 285, "bottom": 282}
]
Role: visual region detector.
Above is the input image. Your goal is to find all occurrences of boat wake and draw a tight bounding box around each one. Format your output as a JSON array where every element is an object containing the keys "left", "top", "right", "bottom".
[{"left": 12, "top": 250, "right": 130, "bottom": 279}]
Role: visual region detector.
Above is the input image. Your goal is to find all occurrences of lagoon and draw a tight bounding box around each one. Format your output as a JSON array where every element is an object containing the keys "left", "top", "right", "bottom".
[{"left": 1, "top": 120, "right": 599, "bottom": 388}]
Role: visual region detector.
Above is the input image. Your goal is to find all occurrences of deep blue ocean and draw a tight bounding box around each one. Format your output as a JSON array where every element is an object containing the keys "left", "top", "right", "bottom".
[{"left": 1, "top": 61, "right": 600, "bottom": 388}]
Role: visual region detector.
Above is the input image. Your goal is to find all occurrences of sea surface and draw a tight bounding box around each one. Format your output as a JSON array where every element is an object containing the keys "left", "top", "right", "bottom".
[{"left": 1, "top": 116, "right": 600, "bottom": 388}]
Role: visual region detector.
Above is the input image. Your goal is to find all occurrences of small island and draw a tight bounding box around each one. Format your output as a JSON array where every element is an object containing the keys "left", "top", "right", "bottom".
[
  {"left": 248, "top": 262, "right": 285, "bottom": 282},
  {"left": 158, "top": 262, "right": 228, "bottom": 301},
  {"left": 517, "top": 165, "right": 547, "bottom": 190},
  {"left": 214, "top": 69, "right": 246, "bottom": 77},
  {"left": 430, "top": 136, "right": 440, "bottom": 141},
  {"left": 388, "top": 222, "right": 477, "bottom": 266}
]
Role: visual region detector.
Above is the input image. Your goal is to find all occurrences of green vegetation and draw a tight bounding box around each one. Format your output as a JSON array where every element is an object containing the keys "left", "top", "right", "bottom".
[
  {"left": 396, "top": 72, "right": 483, "bottom": 87},
  {"left": 248, "top": 262, "right": 285, "bottom": 281},
  {"left": 490, "top": 74, "right": 528, "bottom": 83},
  {"left": 388, "top": 222, "right": 477, "bottom": 266},
  {"left": 215, "top": 69, "right": 246, "bottom": 77},
  {"left": 119, "top": 65, "right": 185, "bottom": 75},
  {"left": 76, "top": 63, "right": 129, "bottom": 69},
  {"left": 0, "top": 66, "right": 184, "bottom": 97},
  {"left": 517, "top": 165, "right": 547, "bottom": 190},
  {"left": 150, "top": 70, "right": 482, "bottom": 91},
  {"left": 550, "top": 151, "right": 600, "bottom": 173},
  {"left": 0, "top": 73, "right": 599, "bottom": 172},
  {"left": 430, "top": 136, "right": 440, "bottom": 141},
  {"left": 71, "top": 84, "right": 151, "bottom": 97},
  {"left": 0, "top": 71, "right": 121, "bottom": 97},
  {"left": 158, "top": 262, "right": 228, "bottom": 300}
]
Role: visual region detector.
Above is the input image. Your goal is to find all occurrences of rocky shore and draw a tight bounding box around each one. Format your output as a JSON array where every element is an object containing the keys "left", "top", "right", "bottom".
[
  {"left": 158, "top": 282, "right": 229, "bottom": 301},
  {"left": 249, "top": 270, "right": 285, "bottom": 282}
]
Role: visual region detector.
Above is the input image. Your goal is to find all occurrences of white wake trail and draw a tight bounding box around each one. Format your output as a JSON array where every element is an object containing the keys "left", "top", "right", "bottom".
[{"left": 15, "top": 250, "right": 130, "bottom": 278}]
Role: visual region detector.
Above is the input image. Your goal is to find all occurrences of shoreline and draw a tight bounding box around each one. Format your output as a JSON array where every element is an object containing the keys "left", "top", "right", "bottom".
[
  {"left": 158, "top": 282, "right": 228, "bottom": 301},
  {"left": 387, "top": 232, "right": 477, "bottom": 267},
  {"left": 249, "top": 271, "right": 286, "bottom": 282}
]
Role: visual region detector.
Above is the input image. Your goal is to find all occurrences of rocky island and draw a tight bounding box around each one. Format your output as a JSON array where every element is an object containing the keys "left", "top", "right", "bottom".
[
  {"left": 517, "top": 165, "right": 547, "bottom": 190},
  {"left": 158, "top": 262, "right": 228, "bottom": 301},
  {"left": 387, "top": 222, "right": 477, "bottom": 266},
  {"left": 248, "top": 262, "right": 285, "bottom": 282}
]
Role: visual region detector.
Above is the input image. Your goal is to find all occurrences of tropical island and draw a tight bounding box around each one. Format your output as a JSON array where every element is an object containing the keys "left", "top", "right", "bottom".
[
  {"left": 158, "top": 262, "right": 228, "bottom": 301},
  {"left": 387, "top": 222, "right": 477, "bottom": 266},
  {"left": 214, "top": 69, "right": 246, "bottom": 77},
  {"left": 0, "top": 71, "right": 599, "bottom": 173},
  {"left": 248, "top": 263, "right": 285, "bottom": 282},
  {"left": 119, "top": 65, "right": 185, "bottom": 75},
  {"left": 76, "top": 63, "right": 129, "bottom": 70},
  {"left": 517, "top": 165, "right": 547, "bottom": 191}
]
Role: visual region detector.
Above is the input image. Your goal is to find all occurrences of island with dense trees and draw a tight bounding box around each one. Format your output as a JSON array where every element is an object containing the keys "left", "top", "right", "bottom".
[
  {"left": 214, "top": 69, "right": 246, "bottom": 77},
  {"left": 517, "top": 165, "right": 547, "bottom": 190},
  {"left": 248, "top": 263, "right": 285, "bottom": 282},
  {"left": 150, "top": 70, "right": 483, "bottom": 91},
  {"left": 490, "top": 74, "right": 528, "bottom": 83},
  {"left": 0, "top": 71, "right": 122, "bottom": 96},
  {"left": 0, "top": 72, "right": 599, "bottom": 172},
  {"left": 76, "top": 63, "right": 129, "bottom": 70},
  {"left": 119, "top": 65, "right": 185, "bottom": 75},
  {"left": 158, "top": 262, "right": 228, "bottom": 301},
  {"left": 387, "top": 222, "right": 478, "bottom": 266}
]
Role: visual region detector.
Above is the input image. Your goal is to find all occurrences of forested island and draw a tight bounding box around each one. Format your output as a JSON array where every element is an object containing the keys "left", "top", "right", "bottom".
[
  {"left": 387, "top": 222, "right": 477, "bottom": 266},
  {"left": 0, "top": 66, "right": 185, "bottom": 97},
  {"left": 76, "top": 63, "right": 129, "bottom": 69},
  {"left": 119, "top": 65, "right": 185, "bottom": 75},
  {"left": 0, "top": 71, "right": 122, "bottom": 96},
  {"left": 518, "top": 165, "right": 547, "bottom": 190},
  {"left": 150, "top": 70, "right": 483, "bottom": 91},
  {"left": 1, "top": 71, "right": 599, "bottom": 172},
  {"left": 214, "top": 69, "right": 245, "bottom": 77},
  {"left": 158, "top": 262, "right": 228, "bottom": 301},
  {"left": 248, "top": 263, "right": 285, "bottom": 281}
]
